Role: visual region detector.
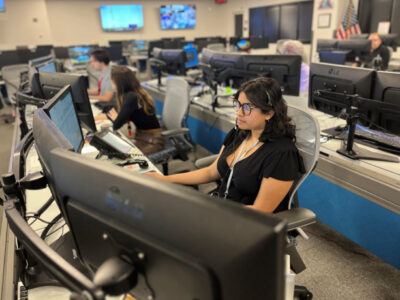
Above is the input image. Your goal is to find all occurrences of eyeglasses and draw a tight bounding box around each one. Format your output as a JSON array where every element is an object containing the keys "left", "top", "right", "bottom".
[{"left": 233, "top": 99, "right": 257, "bottom": 116}]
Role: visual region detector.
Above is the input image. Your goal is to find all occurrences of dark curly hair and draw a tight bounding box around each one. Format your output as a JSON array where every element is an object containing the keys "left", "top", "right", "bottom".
[{"left": 234, "top": 77, "right": 296, "bottom": 142}]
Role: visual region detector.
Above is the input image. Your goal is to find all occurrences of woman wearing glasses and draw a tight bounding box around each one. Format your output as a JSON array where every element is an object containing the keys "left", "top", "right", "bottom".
[{"left": 147, "top": 77, "right": 305, "bottom": 213}]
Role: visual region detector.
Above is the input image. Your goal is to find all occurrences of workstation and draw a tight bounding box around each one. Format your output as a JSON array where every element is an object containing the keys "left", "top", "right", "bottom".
[{"left": 1, "top": 1, "right": 400, "bottom": 299}]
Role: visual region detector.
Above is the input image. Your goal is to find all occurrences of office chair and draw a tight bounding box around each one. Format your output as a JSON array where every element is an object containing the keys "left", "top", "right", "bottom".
[
  {"left": 1, "top": 64, "right": 29, "bottom": 123},
  {"left": 147, "top": 77, "right": 193, "bottom": 175},
  {"left": 194, "top": 105, "right": 320, "bottom": 298}
]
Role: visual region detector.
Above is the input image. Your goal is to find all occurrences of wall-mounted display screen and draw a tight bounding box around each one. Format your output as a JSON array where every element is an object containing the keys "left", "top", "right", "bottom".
[
  {"left": 0, "top": 0, "right": 5, "bottom": 12},
  {"left": 160, "top": 5, "right": 196, "bottom": 30},
  {"left": 100, "top": 5, "right": 143, "bottom": 31}
]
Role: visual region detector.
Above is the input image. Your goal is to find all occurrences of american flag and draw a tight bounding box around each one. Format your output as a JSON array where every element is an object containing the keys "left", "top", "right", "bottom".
[{"left": 336, "top": 0, "right": 361, "bottom": 40}]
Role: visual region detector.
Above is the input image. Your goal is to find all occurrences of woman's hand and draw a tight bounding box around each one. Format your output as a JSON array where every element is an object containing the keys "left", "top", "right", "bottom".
[
  {"left": 107, "top": 108, "right": 118, "bottom": 121},
  {"left": 94, "top": 113, "right": 107, "bottom": 121}
]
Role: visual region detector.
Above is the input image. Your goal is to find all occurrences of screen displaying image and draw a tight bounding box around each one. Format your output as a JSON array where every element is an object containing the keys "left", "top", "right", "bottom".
[
  {"left": 0, "top": 0, "right": 5, "bottom": 12},
  {"left": 100, "top": 4, "right": 144, "bottom": 31},
  {"left": 160, "top": 5, "right": 196, "bottom": 30},
  {"left": 68, "top": 46, "right": 92, "bottom": 65}
]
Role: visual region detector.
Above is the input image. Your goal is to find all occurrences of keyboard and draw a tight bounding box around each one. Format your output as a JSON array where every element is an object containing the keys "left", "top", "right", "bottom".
[{"left": 354, "top": 124, "right": 400, "bottom": 154}]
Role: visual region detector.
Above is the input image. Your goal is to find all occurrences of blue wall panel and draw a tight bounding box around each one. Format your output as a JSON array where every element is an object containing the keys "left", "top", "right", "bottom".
[{"left": 299, "top": 174, "right": 400, "bottom": 269}]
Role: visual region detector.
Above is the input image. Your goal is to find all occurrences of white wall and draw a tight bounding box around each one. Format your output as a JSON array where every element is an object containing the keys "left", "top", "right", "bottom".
[
  {"left": 0, "top": 0, "right": 52, "bottom": 49},
  {"left": 0, "top": 0, "right": 352, "bottom": 56}
]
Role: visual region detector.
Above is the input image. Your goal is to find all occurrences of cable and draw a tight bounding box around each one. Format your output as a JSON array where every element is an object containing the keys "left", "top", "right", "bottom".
[{"left": 40, "top": 214, "right": 62, "bottom": 240}]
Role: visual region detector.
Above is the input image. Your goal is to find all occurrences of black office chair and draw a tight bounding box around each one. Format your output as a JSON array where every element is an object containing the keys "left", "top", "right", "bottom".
[{"left": 147, "top": 77, "right": 193, "bottom": 175}]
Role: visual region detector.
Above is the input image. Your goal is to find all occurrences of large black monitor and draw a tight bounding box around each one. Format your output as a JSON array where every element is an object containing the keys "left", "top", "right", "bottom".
[
  {"left": 31, "top": 72, "right": 96, "bottom": 132},
  {"left": 48, "top": 147, "right": 286, "bottom": 300},
  {"left": 309, "top": 63, "right": 400, "bottom": 161},
  {"left": 152, "top": 47, "right": 187, "bottom": 75},
  {"left": 316, "top": 39, "right": 338, "bottom": 51},
  {"left": 249, "top": 36, "right": 269, "bottom": 49},
  {"left": 162, "top": 37, "right": 185, "bottom": 49},
  {"left": 373, "top": 71, "right": 400, "bottom": 135},
  {"left": 200, "top": 48, "right": 244, "bottom": 69},
  {"left": 42, "top": 85, "right": 84, "bottom": 152},
  {"left": 336, "top": 39, "right": 371, "bottom": 62},
  {"left": 105, "top": 46, "right": 123, "bottom": 62},
  {"left": 53, "top": 47, "right": 70, "bottom": 59},
  {"left": 195, "top": 36, "right": 226, "bottom": 53},
  {"left": 148, "top": 40, "right": 164, "bottom": 57},
  {"left": 379, "top": 33, "right": 398, "bottom": 51},
  {"left": 309, "top": 62, "right": 374, "bottom": 117},
  {"left": 239, "top": 54, "right": 301, "bottom": 95}
]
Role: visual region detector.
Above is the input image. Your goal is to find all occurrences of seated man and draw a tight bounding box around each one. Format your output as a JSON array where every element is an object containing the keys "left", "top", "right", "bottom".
[
  {"left": 363, "top": 33, "right": 390, "bottom": 70},
  {"left": 87, "top": 48, "right": 116, "bottom": 109}
]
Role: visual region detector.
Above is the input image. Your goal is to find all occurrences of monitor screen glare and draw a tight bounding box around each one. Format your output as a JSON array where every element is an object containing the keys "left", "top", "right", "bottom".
[
  {"left": 37, "top": 61, "right": 57, "bottom": 73},
  {"left": 48, "top": 89, "right": 83, "bottom": 152},
  {"left": 160, "top": 5, "right": 196, "bottom": 30},
  {"left": 100, "top": 5, "right": 144, "bottom": 31}
]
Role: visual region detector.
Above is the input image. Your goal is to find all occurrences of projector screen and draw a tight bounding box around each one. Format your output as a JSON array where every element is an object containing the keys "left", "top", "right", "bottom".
[
  {"left": 160, "top": 4, "right": 196, "bottom": 30},
  {"left": 0, "top": 0, "right": 5, "bottom": 12},
  {"left": 99, "top": 4, "right": 143, "bottom": 31}
]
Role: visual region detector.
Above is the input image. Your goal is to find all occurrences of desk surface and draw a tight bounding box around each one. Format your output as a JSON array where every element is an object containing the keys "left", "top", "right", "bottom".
[{"left": 143, "top": 78, "right": 400, "bottom": 214}]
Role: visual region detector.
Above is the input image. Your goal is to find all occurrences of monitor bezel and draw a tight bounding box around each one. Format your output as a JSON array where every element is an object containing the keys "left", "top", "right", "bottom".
[{"left": 42, "top": 85, "right": 85, "bottom": 153}]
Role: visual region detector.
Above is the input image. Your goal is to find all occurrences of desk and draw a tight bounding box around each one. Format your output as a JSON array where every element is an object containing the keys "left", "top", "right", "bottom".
[{"left": 143, "top": 78, "right": 400, "bottom": 269}]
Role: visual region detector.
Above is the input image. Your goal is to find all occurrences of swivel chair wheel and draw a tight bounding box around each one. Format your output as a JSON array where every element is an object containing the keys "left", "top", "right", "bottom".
[{"left": 294, "top": 285, "right": 313, "bottom": 300}]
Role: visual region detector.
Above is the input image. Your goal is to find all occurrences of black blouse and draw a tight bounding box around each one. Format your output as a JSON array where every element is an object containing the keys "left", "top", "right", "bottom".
[
  {"left": 217, "top": 128, "right": 305, "bottom": 212},
  {"left": 112, "top": 92, "right": 160, "bottom": 131}
]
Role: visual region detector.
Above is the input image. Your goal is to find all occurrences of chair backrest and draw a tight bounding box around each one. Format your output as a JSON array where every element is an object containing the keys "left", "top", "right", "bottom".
[
  {"left": 287, "top": 105, "right": 320, "bottom": 208},
  {"left": 1, "top": 64, "right": 29, "bottom": 103},
  {"left": 162, "top": 77, "right": 191, "bottom": 130}
]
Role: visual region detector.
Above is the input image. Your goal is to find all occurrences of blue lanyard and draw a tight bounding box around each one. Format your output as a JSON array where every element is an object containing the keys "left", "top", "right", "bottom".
[{"left": 224, "top": 136, "right": 259, "bottom": 198}]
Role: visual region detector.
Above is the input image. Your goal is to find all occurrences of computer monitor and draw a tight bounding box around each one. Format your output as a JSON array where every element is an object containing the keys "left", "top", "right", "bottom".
[
  {"left": 48, "top": 147, "right": 286, "bottom": 300},
  {"left": 132, "top": 40, "right": 148, "bottom": 53},
  {"left": 316, "top": 39, "right": 338, "bottom": 51},
  {"left": 152, "top": 47, "right": 187, "bottom": 75},
  {"left": 336, "top": 39, "right": 371, "bottom": 62},
  {"left": 68, "top": 46, "right": 92, "bottom": 65},
  {"left": 36, "top": 60, "right": 57, "bottom": 73},
  {"left": 308, "top": 62, "right": 374, "bottom": 117},
  {"left": 162, "top": 37, "right": 186, "bottom": 49},
  {"left": 0, "top": 50, "right": 20, "bottom": 68},
  {"left": 319, "top": 50, "right": 348, "bottom": 65},
  {"left": 379, "top": 33, "right": 398, "bottom": 51},
  {"left": 239, "top": 55, "right": 302, "bottom": 95},
  {"left": 42, "top": 85, "right": 84, "bottom": 152},
  {"left": 349, "top": 33, "right": 369, "bottom": 40},
  {"left": 373, "top": 71, "right": 400, "bottom": 135},
  {"left": 105, "top": 46, "right": 123, "bottom": 62},
  {"left": 200, "top": 48, "right": 244, "bottom": 69},
  {"left": 148, "top": 40, "right": 164, "bottom": 57},
  {"left": 184, "top": 45, "right": 198, "bottom": 68},
  {"left": 249, "top": 36, "right": 269, "bottom": 49},
  {"left": 29, "top": 55, "right": 53, "bottom": 68},
  {"left": 31, "top": 72, "right": 96, "bottom": 132},
  {"left": 195, "top": 37, "right": 226, "bottom": 53},
  {"left": 308, "top": 63, "right": 400, "bottom": 161},
  {"left": 34, "top": 45, "right": 53, "bottom": 58},
  {"left": 53, "top": 47, "right": 70, "bottom": 59}
]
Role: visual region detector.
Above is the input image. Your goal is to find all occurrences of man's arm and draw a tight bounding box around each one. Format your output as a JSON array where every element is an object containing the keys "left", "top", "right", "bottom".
[{"left": 90, "top": 90, "right": 114, "bottom": 102}]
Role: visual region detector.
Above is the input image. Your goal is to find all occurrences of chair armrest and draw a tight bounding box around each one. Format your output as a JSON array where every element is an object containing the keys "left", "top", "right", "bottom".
[
  {"left": 161, "top": 128, "right": 189, "bottom": 137},
  {"left": 194, "top": 154, "right": 218, "bottom": 169},
  {"left": 275, "top": 207, "right": 316, "bottom": 231}
]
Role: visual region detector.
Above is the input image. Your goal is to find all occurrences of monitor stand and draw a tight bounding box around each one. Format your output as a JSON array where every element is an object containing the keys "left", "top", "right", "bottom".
[{"left": 337, "top": 113, "right": 399, "bottom": 162}]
